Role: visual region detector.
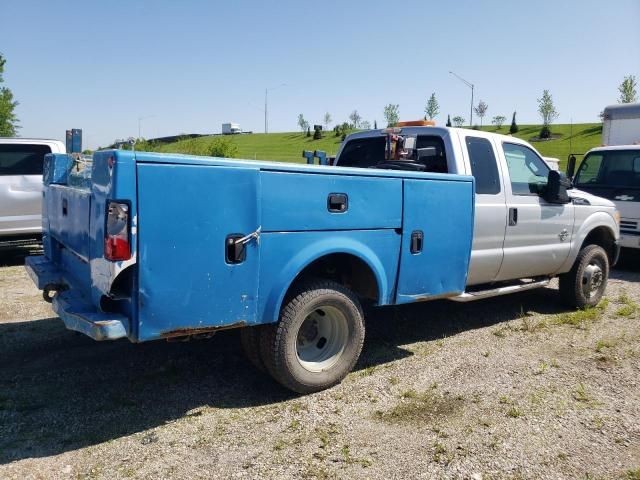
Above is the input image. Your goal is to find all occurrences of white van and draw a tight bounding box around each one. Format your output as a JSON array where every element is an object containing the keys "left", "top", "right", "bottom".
[{"left": 0, "top": 138, "right": 66, "bottom": 240}]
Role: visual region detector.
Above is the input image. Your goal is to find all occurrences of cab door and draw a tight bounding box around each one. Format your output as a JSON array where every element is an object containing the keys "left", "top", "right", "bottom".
[
  {"left": 462, "top": 135, "right": 508, "bottom": 286},
  {"left": 495, "top": 142, "right": 574, "bottom": 281}
]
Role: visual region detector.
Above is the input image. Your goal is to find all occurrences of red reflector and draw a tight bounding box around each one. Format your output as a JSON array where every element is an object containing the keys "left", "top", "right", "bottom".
[{"left": 105, "top": 237, "right": 131, "bottom": 261}]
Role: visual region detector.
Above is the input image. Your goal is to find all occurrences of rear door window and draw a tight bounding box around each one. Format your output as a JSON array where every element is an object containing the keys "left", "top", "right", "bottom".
[
  {"left": 465, "top": 136, "right": 501, "bottom": 194},
  {"left": 0, "top": 144, "right": 51, "bottom": 176}
]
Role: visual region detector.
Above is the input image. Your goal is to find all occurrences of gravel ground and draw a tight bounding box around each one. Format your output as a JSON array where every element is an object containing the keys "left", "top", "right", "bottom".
[{"left": 0, "top": 246, "right": 639, "bottom": 480}]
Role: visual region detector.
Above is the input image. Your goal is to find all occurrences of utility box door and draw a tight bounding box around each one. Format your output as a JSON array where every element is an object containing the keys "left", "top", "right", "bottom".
[
  {"left": 136, "top": 164, "right": 260, "bottom": 341},
  {"left": 395, "top": 178, "right": 474, "bottom": 304}
]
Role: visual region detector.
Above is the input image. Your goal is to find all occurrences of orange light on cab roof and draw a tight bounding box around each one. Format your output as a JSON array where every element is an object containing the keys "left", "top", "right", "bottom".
[{"left": 396, "top": 120, "right": 436, "bottom": 127}]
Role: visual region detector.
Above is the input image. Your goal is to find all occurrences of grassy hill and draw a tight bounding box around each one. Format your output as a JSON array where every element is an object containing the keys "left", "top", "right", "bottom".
[{"left": 144, "top": 123, "right": 603, "bottom": 169}]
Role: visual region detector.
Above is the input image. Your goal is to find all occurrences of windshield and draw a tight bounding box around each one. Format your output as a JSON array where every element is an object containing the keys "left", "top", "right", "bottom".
[{"left": 574, "top": 150, "right": 640, "bottom": 189}]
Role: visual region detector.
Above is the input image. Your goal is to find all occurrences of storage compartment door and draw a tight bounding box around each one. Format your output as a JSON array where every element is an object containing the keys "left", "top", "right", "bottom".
[
  {"left": 395, "top": 179, "right": 474, "bottom": 304},
  {"left": 137, "top": 164, "right": 260, "bottom": 341}
]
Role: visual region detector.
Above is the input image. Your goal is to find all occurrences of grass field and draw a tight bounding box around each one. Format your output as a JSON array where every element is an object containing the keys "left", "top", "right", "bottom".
[{"left": 145, "top": 123, "right": 603, "bottom": 169}]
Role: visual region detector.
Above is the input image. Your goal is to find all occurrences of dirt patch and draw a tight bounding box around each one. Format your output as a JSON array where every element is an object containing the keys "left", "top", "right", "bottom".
[{"left": 0, "top": 248, "right": 639, "bottom": 479}]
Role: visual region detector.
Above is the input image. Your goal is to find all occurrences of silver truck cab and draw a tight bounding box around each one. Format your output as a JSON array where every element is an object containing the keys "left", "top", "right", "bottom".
[
  {"left": 0, "top": 138, "right": 66, "bottom": 239},
  {"left": 335, "top": 127, "right": 620, "bottom": 303}
]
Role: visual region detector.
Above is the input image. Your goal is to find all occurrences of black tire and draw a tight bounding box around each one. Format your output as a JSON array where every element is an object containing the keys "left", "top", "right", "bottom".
[
  {"left": 240, "top": 325, "right": 266, "bottom": 373},
  {"left": 559, "top": 244, "right": 609, "bottom": 309},
  {"left": 259, "top": 279, "right": 365, "bottom": 394}
]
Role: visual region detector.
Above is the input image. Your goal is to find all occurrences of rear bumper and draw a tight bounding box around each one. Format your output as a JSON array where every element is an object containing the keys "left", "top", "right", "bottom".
[{"left": 25, "top": 255, "right": 129, "bottom": 341}]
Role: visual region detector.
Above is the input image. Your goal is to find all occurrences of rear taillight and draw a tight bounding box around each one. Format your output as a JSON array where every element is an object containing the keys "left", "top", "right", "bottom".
[{"left": 105, "top": 201, "right": 131, "bottom": 261}]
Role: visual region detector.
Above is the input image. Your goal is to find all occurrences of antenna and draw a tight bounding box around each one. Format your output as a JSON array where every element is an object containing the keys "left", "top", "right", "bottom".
[{"left": 569, "top": 117, "right": 573, "bottom": 155}]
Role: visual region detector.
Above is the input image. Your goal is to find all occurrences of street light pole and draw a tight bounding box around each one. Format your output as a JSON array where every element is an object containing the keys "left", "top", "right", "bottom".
[
  {"left": 138, "top": 115, "right": 156, "bottom": 139},
  {"left": 264, "top": 84, "right": 287, "bottom": 134},
  {"left": 449, "top": 71, "right": 475, "bottom": 128}
]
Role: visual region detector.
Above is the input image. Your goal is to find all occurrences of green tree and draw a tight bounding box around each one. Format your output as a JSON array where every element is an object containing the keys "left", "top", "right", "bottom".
[
  {"left": 383, "top": 104, "right": 400, "bottom": 127},
  {"left": 509, "top": 111, "right": 519, "bottom": 134},
  {"left": 297, "top": 113, "right": 308, "bottom": 132},
  {"left": 491, "top": 115, "right": 506, "bottom": 129},
  {"left": 618, "top": 75, "right": 637, "bottom": 103},
  {"left": 0, "top": 54, "right": 19, "bottom": 136},
  {"left": 537, "top": 90, "right": 559, "bottom": 139},
  {"left": 374, "top": 120, "right": 378, "bottom": 129},
  {"left": 424, "top": 93, "right": 440, "bottom": 120},
  {"left": 349, "top": 110, "right": 361, "bottom": 128},
  {"left": 323, "top": 112, "right": 332, "bottom": 130},
  {"left": 452, "top": 116, "right": 465, "bottom": 127},
  {"left": 473, "top": 100, "right": 488, "bottom": 127},
  {"left": 446, "top": 114, "right": 452, "bottom": 127}
]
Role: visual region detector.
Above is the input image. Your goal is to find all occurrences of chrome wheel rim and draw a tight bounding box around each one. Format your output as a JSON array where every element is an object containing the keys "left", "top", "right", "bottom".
[
  {"left": 582, "top": 262, "right": 604, "bottom": 299},
  {"left": 296, "top": 306, "right": 348, "bottom": 373}
]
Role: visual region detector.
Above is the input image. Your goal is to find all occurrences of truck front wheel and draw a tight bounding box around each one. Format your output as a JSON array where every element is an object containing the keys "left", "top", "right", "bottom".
[
  {"left": 559, "top": 244, "right": 609, "bottom": 309},
  {"left": 259, "top": 279, "right": 365, "bottom": 394}
]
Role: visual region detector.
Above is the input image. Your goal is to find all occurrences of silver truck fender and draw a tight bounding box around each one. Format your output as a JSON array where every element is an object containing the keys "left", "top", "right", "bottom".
[{"left": 557, "top": 211, "right": 619, "bottom": 274}]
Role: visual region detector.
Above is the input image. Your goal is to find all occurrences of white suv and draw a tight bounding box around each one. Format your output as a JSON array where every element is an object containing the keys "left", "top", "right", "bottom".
[{"left": 0, "top": 138, "right": 66, "bottom": 240}]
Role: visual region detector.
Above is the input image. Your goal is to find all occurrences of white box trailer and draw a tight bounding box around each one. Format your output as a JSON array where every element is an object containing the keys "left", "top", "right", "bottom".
[
  {"left": 602, "top": 103, "right": 640, "bottom": 146},
  {"left": 222, "top": 123, "right": 241, "bottom": 135}
]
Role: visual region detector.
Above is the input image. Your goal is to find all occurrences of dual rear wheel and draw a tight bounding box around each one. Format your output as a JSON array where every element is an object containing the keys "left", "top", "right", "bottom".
[{"left": 240, "top": 279, "right": 365, "bottom": 394}]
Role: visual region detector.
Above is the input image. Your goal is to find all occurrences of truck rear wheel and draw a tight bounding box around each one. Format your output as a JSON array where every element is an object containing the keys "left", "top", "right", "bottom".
[
  {"left": 259, "top": 279, "right": 365, "bottom": 394},
  {"left": 559, "top": 244, "right": 609, "bottom": 309},
  {"left": 240, "top": 326, "right": 266, "bottom": 373}
]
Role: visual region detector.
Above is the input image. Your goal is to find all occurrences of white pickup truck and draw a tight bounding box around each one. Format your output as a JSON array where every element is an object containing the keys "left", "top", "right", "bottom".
[
  {"left": 335, "top": 125, "right": 621, "bottom": 308},
  {"left": 0, "top": 137, "right": 66, "bottom": 243}
]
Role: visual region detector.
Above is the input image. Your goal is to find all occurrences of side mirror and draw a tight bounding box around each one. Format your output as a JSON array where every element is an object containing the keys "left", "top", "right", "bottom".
[
  {"left": 545, "top": 170, "right": 572, "bottom": 204},
  {"left": 416, "top": 147, "right": 437, "bottom": 162},
  {"left": 566, "top": 155, "right": 576, "bottom": 179}
]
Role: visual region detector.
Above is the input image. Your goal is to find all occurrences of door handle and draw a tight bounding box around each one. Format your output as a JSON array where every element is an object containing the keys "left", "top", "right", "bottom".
[
  {"left": 327, "top": 193, "right": 348, "bottom": 213},
  {"left": 410, "top": 230, "right": 424, "bottom": 254},
  {"left": 508, "top": 207, "right": 517, "bottom": 226}
]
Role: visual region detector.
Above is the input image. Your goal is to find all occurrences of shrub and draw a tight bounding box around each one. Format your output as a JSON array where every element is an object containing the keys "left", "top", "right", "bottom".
[
  {"left": 539, "top": 126, "right": 551, "bottom": 139},
  {"left": 203, "top": 137, "right": 239, "bottom": 158}
]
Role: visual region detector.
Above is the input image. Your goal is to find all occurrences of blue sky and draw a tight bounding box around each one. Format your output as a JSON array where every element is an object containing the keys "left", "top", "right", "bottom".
[{"left": 2, "top": 0, "right": 639, "bottom": 148}]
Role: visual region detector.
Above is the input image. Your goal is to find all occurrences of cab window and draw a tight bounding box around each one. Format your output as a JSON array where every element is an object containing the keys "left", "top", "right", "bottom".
[
  {"left": 337, "top": 137, "right": 385, "bottom": 168},
  {"left": 502, "top": 143, "right": 549, "bottom": 195},
  {"left": 416, "top": 135, "right": 448, "bottom": 173}
]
